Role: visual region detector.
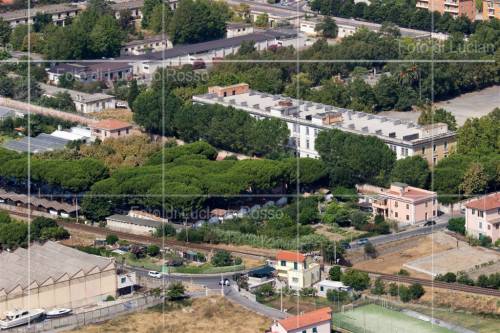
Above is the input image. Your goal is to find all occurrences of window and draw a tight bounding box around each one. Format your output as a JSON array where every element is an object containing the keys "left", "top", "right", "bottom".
[
  {"left": 121, "top": 277, "right": 126, "bottom": 283},
  {"left": 479, "top": 222, "right": 482, "bottom": 229},
  {"left": 293, "top": 262, "right": 298, "bottom": 270},
  {"left": 306, "top": 127, "right": 309, "bottom": 135},
  {"left": 306, "top": 139, "right": 310, "bottom": 149},
  {"left": 478, "top": 211, "right": 484, "bottom": 217},
  {"left": 472, "top": 209, "right": 476, "bottom": 215},
  {"left": 433, "top": 157, "right": 437, "bottom": 165},
  {"left": 422, "top": 147, "right": 425, "bottom": 154},
  {"left": 395, "top": 202, "right": 398, "bottom": 208},
  {"left": 292, "top": 278, "right": 299, "bottom": 283},
  {"left": 406, "top": 215, "right": 409, "bottom": 221},
  {"left": 433, "top": 210, "right": 436, "bottom": 216},
  {"left": 433, "top": 144, "right": 437, "bottom": 152},
  {"left": 320, "top": 286, "right": 324, "bottom": 291},
  {"left": 223, "top": 92, "right": 227, "bottom": 97},
  {"left": 425, "top": 202, "right": 428, "bottom": 208},
  {"left": 395, "top": 212, "right": 398, "bottom": 218},
  {"left": 488, "top": 225, "right": 491, "bottom": 230},
  {"left": 313, "top": 328, "right": 318, "bottom": 333},
  {"left": 280, "top": 260, "right": 286, "bottom": 267},
  {"left": 406, "top": 204, "right": 409, "bottom": 209},
  {"left": 444, "top": 141, "right": 448, "bottom": 150},
  {"left": 302, "top": 330, "right": 306, "bottom": 333},
  {"left": 293, "top": 124, "right": 299, "bottom": 133}
]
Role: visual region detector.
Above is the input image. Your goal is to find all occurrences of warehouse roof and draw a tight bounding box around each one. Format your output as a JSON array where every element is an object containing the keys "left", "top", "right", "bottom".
[
  {"left": 106, "top": 214, "right": 184, "bottom": 231},
  {"left": 0, "top": 241, "right": 114, "bottom": 293},
  {"left": 0, "top": 4, "right": 79, "bottom": 21},
  {"left": 40, "top": 83, "right": 115, "bottom": 104},
  {"left": 119, "top": 29, "right": 297, "bottom": 62},
  {"left": 0, "top": 189, "right": 80, "bottom": 213},
  {"left": 2, "top": 133, "right": 69, "bottom": 153}
]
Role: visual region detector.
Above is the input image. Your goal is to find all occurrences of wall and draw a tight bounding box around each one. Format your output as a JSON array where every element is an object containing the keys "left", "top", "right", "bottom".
[
  {"left": 0, "top": 267, "right": 117, "bottom": 315},
  {"left": 106, "top": 220, "right": 155, "bottom": 236}
]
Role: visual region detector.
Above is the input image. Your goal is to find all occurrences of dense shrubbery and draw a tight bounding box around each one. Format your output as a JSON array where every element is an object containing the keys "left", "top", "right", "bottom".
[
  {"left": 435, "top": 271, "right": 500, "bottom": 290},
  {"left": 0, "top": 148, "right": 109, "bottom": 193},
  {"left": 0, "top": 214, "right": 69, "bottom": 250},
  {"left": 82, "top": 142, "right": 327, "bottom": 222}
]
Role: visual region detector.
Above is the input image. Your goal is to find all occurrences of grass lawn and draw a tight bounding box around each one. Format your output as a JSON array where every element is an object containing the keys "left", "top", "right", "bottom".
[
  {"left": 415, "top": 307, "right": 500, "bottom": 333},
  {"left": 335, "top": 304, "right": 455, "bottom": 333}
]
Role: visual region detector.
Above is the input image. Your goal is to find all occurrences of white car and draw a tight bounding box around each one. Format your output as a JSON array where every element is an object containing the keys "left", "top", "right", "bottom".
[
  {"left": 219, "top": 278, "right": 230, "bottom": 286},
  {"left": 148, "top": 271, "right": 162, "bottom": 279}
]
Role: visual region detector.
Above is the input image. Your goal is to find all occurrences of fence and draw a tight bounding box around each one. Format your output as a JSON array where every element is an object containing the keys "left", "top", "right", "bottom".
[{"left": 8, "top": 294, "right": 162, "bottom": 333}]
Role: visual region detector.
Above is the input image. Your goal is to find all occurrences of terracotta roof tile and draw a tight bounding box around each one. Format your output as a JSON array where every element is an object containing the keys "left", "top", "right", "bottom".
[
  {"left": 466, "top": 192, "right": 500, "bottom": 211},
  {"left": 276, "top": 250, "right": 306, "bottom": 262},
  {"left": 277, "top": 307, "right": 332, "bottom": 331},
  {"left": 91, "top": 119, "right": 132, "bottom": 131}
]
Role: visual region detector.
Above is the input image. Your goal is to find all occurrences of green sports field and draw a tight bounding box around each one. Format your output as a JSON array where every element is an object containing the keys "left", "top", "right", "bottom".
[{"left": 334, "top": 304, "right": 456, "bottom": 333}]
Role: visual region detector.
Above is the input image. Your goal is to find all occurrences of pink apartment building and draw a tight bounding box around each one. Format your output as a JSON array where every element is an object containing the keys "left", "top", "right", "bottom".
[
  {"left": 465, "top": 192, "right": 500, "bottom": 242},
  {"left": 270, "top": 307, "right": 332, "bottom": 333},
  {"left": 357, "top": 183, "right": 438, "bottom": 225}
]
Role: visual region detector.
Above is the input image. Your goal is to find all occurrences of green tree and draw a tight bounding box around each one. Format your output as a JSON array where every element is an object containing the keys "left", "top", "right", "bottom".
[
  {"left": 128, "top": 79, "right": 140, "bottom": 107},
  {"left": 372, "top": 278, "right": 385, "bottom": 295},
  {"left": 210, "top": 250, "right": 233, "bottom": 267},
  {"left": 390, "top": 156, "right": 430, "bottom": 189},
  {"left": 155, "top": 223, "right": 177, "bottom": 237},
  {"left": 33, "top": 13, "right": 52, "bottom": 33},
  {"left": 166, "top": 281, "right": 186, "bottom": 300},
  {"left": 30, "top": 217, "right": 57, "bottom": 240},
  {"left": 418, "top": 107, "right": 457, "bottom": 131},
  {"left": 408, "top": 283, "right": 425, "bottom": 299},
  {"left": 398, "top": 285, "right": 412, "bottom": 302},
  {"left": 326, "top": 289, "right": 348, "bottom": 302},
  {"left": 0, "top": 18, "right": 12, "bottom": 44},
  {"left": 142, "top": 0, "right": 163, "bottom": 28},
  {"left": 90, "top": 15, "right": 124, "bottom": 57},
  {"left": 147, "top": 244, "right": 160, "bottom": 257},
  {"left": 435, "top": 272, "right": 456, "bottom": 283},
  {"left": 329, "top": 265, "right": 342, "bottom": 281},
  {"left": 316, "top": 129, "right": 396, "bottom": 187},
  {"left": 341, "top": 268, "right": 370, "bottom": 291},
  {"left": 255, "top": 13, "right": 269, "bottom": 27},
  {"left": 459, "top": 163, "right": 489, "bottom": 195},
  {"left": 10, "top": 24, "right": 28, "bottom": 50},
  {"left": 315, "top": 16, "right": 338, "bottom": 38},
  {"left": 168, "top": 0, "right": 229, "bottom": 44},
  {"left": 149, "top": 4, "right": 174, "bottom": 33},
  {"left": 106, "top": 234, "right": 119, "bottom": 245},
  {"left": 388, "top": 283, "right": 398, "bottom": 296},
  {"left": 364, "top": 242, "right": 377, "bottom": 258},
  {"left": 447, "top": 217, "right": 465, "bottom": 235}
]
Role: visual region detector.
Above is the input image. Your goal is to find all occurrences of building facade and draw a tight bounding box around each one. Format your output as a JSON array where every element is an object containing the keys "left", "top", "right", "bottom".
[
  {"left": 314, "top": 280, "right": 351, "bottom": 298},
  {"left": 270, "top": 307, "right": 332, "bottom": 333},
  {"left": 483, "top": 0, "right": 500, "bottom": 19},
  {"left": 465, "top": 192, "right": 500, "bottom": 242},
  {"left": 0, "top": 4, "right": 80, "bottom": 27},
  {"left": 89, "top": 119, "right": 133, "bottom": 141},
  {"left": 226, "top": 23, "right": 254, "bottom": 38},
  {"left": 0, "top": 242, "right": 117, "bottom": 314},
  {"left": 416, "top": 0, "right": 475, "bottom": 20},
  {"left": 47, "top": 62, "right": 133, "bottom": 85},
  {"left": 357, "top": 183, "right": 438, "bottom": 225},
  {"left": 193, "top": 84, "right": 456, "bottom": 164},
  {"left": 120, "top": 35, "right": 173, "bottom": 56},
  {"left": 270, "top": 251, "right": 321, "bottom": 290}
]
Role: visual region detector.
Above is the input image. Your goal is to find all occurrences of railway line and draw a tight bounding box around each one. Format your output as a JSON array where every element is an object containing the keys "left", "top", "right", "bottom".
[{"left": 7, "top": 209, "right": 500, "bottom": 298}]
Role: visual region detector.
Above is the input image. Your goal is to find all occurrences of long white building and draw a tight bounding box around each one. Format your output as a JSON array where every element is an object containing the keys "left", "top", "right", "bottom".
[{"left": 193, "top": 83, "right": 456, "bottom": 164}]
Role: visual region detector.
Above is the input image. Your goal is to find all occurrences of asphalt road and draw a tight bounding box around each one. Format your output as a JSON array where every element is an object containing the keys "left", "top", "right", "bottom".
[
  {"left": 348, "top": 214, "right": 451, "bottom": 249},
  {"left": 130, "top": 266, "right": 287, "bottom": 319}
]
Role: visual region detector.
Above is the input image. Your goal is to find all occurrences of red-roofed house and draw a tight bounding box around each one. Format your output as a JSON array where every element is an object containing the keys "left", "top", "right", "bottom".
[
  {"left": 270, "top": 307, "right": 332, "bottom": 333},
  {"left": 272, "top": 251, "right": 320, "bottom": 290},
  {"left": 465, "top": 192, "right": 500, "bottom": 242},
  {"left": 357, "top": 182, "right": 437, "bottom": 225},
  {"left": 90, "top": 119, "right": 133, "bottom": 141}
]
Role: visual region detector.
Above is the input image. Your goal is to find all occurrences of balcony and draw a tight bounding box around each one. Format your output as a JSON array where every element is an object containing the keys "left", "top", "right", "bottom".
[{"left": 372, "top": 198, "right": 388, "bottom": 209}]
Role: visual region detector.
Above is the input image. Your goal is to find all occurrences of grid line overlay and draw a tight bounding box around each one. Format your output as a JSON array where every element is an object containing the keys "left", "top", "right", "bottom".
[{"left": 8, "top": 1, "right": 494, "bottom": 331}]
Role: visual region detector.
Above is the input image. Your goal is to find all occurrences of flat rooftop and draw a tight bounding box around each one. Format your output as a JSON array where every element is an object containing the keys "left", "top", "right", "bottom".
[
  {"left": 3, "top": 133, "right": 69, "bottom": 153},
  {"left": 40, "top": 83, "right": 114, "bottom": 103},
  {"left": 119, "top": 29, "right": 298, "bottom": 62},
  {"left": 194, "top": 89, "right": 455, "bottom": 145},
  {"left": 0, "top": 4, "right": 79, "bottom": 21}
]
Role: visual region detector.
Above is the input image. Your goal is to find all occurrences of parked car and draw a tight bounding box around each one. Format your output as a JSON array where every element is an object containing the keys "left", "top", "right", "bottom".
[
  {"left": 356, "top": 238, "right": 369, "bottom": 246},
  {"left": 219, "top": 278, "right": 230, "bottom": 286},
  {"left": 423, "top": 220, "right": 436, "bottom": 226},
  {"left": 340, "top": 242, "right": 351, "bottom": 249},
  {"left": 148, "top": 271, "right": 162, "bottom": 279}
]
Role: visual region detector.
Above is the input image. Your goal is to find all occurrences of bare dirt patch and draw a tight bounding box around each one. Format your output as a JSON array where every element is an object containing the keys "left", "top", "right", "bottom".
[
  {"left": 66, "top": 296, "right": 271, "bottom": 333},
  {"left": 353, "top": 233, "right": 457, "bottom": 279}
]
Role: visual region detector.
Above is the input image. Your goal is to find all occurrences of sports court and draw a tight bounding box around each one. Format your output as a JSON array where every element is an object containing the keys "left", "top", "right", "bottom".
[{"left": 334, "top": 304, "right": 456, "bottom": 333}]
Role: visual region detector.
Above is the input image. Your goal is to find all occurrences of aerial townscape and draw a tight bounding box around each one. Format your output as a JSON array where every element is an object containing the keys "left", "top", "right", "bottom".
[{"left": 0, "top": 0, "right": 499, "bottom": 332}]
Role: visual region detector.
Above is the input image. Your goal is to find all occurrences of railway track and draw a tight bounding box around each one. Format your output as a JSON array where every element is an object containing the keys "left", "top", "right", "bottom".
[
  {"left": 361, "top": 270, "right": 500, "bottom": 298},
  {"left": 57, "top": 219, "right": 273, "bottom": 259},
  {"left": 7, "top": 209, "right": 500, "bottom": 297}
]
